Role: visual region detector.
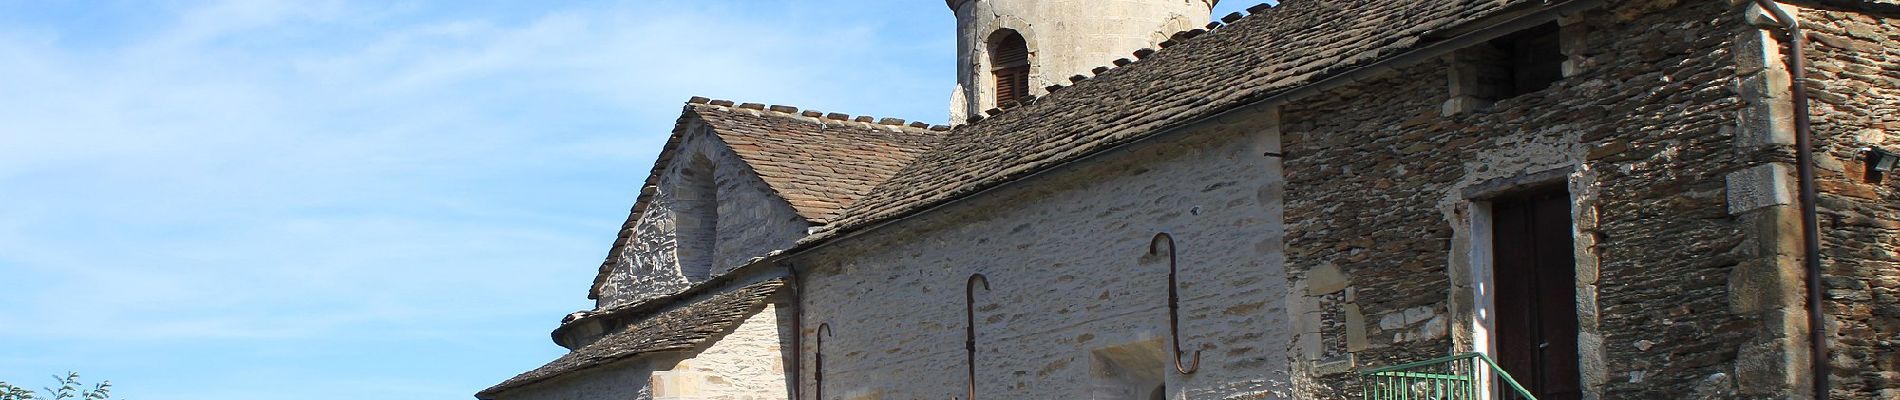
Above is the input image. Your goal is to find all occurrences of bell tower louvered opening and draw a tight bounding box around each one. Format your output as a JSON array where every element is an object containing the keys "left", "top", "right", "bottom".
[{"left": 989, "top": 30, "right": 1031, "bottom": 108}]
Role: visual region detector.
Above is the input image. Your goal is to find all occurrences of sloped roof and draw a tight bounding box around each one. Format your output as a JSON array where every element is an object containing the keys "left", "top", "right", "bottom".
[
  {"left": 690, "top": 102, "right": 946, "bottom": 223},
  {"left": 479, "top": 279, "right": 786, "bottom": 398},
  {"left": 946, "top": 0, "right": 1219, "bottom": 10},
  {"left": 814, "top": 0, "right": 1544, "bottom": 240},
  {"left": 588, "top": 102, "right": 943, "bottom": 299}
]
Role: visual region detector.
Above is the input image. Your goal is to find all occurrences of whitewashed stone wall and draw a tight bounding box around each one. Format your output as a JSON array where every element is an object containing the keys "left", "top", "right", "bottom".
[
  {"left": 652, "top": 304, "right": 793, "bottom": 400},
  {"left": 796, "top": 107, "right": 1293, "bottom": 399},
  {"left": 948, "top": 0, "right": 1212, "bottom": 123},
  {"left": 597, "top": 123, "right": 812, "bottom": 309}
]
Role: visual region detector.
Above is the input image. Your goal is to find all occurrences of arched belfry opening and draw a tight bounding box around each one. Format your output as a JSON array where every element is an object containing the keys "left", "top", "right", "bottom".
[
  {"left": 988, "top": 30, "right": 1031, "bottom": 108},
  {"left": 945, "top": 0, "right": 1211, "bottom": 124}
]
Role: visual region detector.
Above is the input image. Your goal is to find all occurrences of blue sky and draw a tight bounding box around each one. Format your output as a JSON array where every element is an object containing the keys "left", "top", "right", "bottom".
[{"left": 0, "top": 1, "right": 1258, "bottom": 399}]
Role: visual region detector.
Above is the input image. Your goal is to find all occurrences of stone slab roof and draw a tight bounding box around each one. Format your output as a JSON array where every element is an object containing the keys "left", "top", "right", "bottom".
[
  {"left": 812, "top": 0, "right": 1546, "bottom": 241},
  {"left": 588, "top": 102, "right": 943, "bottom": 299},
  {"left": 479, "top": 279, "right": 786, "bottom": 398},
  {"left": 690, "top": 101, "right": 946, "bottom": 223},
  {"left": 946, "top": 0, "right": 1220, "bottom": 10}
]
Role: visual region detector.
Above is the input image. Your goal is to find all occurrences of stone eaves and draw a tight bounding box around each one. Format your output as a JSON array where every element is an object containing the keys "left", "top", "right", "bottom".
[
  {"left": 811, "top": 0, "right": 1548, "bottom": 243},
  {"left": 478, "top": 279, "right": 786, "bottom": 399}
]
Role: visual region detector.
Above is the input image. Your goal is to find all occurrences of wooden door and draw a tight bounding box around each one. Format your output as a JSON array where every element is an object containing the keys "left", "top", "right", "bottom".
[{"left": 1491, "top": 190, "right": 1582, "bottom": 400}]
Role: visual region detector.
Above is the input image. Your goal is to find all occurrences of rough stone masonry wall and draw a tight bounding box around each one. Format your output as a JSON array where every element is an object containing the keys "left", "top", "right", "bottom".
[
  {"left": 596, "top": 123, "right": 811, "bottom": 310},
  {"left": 1278, "top": 1, "right": 1798, "bottom": 398},
  {"left": 1799, "top": 5, "right": 1900, "bottom": 398},
  {"left": 797, "top": 106, "right": 1290, "bottom": 399},
  {"left": 650, "top": 303, "right": 793, "bottom": 400}
]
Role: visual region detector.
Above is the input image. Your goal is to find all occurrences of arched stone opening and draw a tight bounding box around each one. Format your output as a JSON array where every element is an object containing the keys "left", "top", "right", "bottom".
[
  {"left": 987, "top": 29, "right": 1032, "bottom": 108},
  {"left": 673, "top": 153, "right": 718, "bottom": 282}
]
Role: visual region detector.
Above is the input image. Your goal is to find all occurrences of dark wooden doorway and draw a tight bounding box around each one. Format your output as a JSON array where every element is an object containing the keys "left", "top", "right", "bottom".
[{"left": 1490, "top": 189, "right": 1582, "bottom": 400}]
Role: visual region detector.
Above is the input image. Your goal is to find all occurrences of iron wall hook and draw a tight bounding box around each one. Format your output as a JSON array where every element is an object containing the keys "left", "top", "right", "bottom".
[
  {"left": 957, "top": 273, "right": 991, "bottom": 400},
  {"left": 815, "top": 322, "right": 832, "bottom": 400},
  {"left": 1151, "top": 232, "right": 1202, "bottom": 375}
]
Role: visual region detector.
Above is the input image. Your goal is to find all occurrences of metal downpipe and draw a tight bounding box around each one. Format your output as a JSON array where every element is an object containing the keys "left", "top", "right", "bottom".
[
  {"left": 1749, "top": 1, "right": 1828, "bottom": 398},
  {"left": 786, "top": 263, "right": 805, "bottom": 400}
]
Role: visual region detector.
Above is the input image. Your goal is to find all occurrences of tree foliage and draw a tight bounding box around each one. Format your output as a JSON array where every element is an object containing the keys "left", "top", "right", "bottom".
[{"left": 0, "top": 372, "right": 111, "bottom": 400}]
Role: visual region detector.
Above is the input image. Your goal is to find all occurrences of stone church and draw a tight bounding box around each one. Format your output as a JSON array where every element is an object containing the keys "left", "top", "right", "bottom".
[{"left": 479, "top": 0, "right": 1900, "bottom": 398}]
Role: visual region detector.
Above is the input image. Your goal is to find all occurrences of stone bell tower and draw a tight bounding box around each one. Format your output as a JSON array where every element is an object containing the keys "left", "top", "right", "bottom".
[{"left": 947, "top": 0, "right": 1215, "bottom": 124}]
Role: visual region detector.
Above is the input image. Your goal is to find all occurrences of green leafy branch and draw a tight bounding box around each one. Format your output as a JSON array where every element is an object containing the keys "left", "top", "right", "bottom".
[{"left": 0, "top": 372, "right": 112, "bottom": 400}]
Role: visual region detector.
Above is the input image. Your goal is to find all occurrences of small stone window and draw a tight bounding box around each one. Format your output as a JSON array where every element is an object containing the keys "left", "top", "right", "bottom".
[
  {"left": 989, "top": 30, "right": 1032, "bottom": 108},
  {"left": 1445, "top": 22, "right": 1565, "bottom": 114},
  {"left": 673, "top": 154, "right": 718, "bottom": 281},
  {"left": 1494, "top": 22, "right": 1565, "bottom": 98}
]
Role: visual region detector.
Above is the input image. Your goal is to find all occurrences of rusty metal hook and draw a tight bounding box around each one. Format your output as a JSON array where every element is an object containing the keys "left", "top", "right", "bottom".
[
  {"left": 815, "top": 322, "right": 832, "bottom": 400},
  {"left": 956, "top": 273, "right": 991, "bottom": 400},
  {"left": 1151, "top": 232, "right": 1201, "bottom": 375}
]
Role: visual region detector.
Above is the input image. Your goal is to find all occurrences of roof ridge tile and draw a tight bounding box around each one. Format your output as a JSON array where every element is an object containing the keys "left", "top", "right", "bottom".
[
  {"left": 683, "top": 97, "right": 943, "bottom": 132},
  {"left": 1221, "top": 11, "right": 1246, "bottom": 24}
]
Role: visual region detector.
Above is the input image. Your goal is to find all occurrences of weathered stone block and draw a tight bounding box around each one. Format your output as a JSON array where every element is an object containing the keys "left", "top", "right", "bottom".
[
  {"left": 1726, "top": 163, "right": 1794, "bottom": 214},
  {"left": 1343, "top": 304, "right": 1368, "bottom": 352},
  {"left": 1729, "top": 257, "right": 1801, "bottom": 313},
  {"left": 1306, "top": 262, "right": 1348, "bottom": 295},
  {"left": 650, "top": 371, "right": 704, "bottom": 398}
]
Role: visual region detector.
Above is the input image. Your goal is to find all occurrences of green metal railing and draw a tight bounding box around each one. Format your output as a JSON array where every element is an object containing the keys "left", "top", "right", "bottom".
[{"left": 1360, "top": 353, "right": 1537, "bottom": 400}]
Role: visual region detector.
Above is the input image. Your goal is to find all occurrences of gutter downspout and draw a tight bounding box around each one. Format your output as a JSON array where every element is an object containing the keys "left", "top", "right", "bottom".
[
  {"left": 786, "top": 262, "right": 805, "bottom": 400},
  {"left": 1749, "top": 1, "right": 1828, "bottom": 398}
]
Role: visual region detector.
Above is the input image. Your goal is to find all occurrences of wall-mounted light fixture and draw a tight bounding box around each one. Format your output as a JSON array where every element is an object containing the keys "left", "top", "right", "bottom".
[{"left": 1866, "top": 147, "right": 1899, "bottom": 183}]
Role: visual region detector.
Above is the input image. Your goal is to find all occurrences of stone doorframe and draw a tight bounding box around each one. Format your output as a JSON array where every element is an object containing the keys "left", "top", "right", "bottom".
[{"left": 1446, "top": 167, "right": 1608, "bottom": 400}]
